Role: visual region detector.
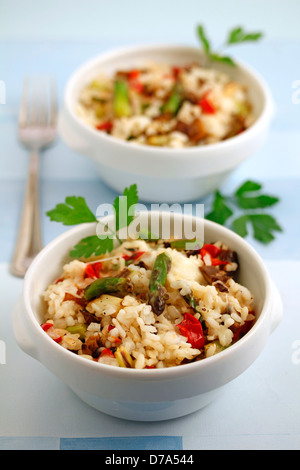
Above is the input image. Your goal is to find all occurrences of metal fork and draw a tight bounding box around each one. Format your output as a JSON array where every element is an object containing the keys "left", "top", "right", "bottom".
[{"left": 10, "top": 77, "right": 57, "bottom": 277}]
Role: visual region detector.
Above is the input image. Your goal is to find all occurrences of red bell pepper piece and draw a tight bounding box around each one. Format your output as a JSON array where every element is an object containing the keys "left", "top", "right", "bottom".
[
  {"left": 110, "top": 336, "right": 121, "bottom": 344},
  {"left": 96, "top": 121, "right": 113, "bottom": 132},
  {"left": 52, "top": 335, "right": 63, "bottom": 343},
  {"left": 200, "top": 244, "right": 221, "bottom": 258},
  {"left": 130, "top": 251, "right": 145, "bottom": 260},
  {"left": 177, "top": 312, "right": 205, "bottom": 349},
  {"left": 85, "top": 263, "right": 96, "bottom": 278},
  {"left": 128, "top": 69, "right": 140, "bottom": 80},
  {"left": 100, "top": 348, "right": 115, "bottom": 358},
  {"left": 172, "top": 66, "right": 181, "bottom": 79},
  {"left": 198, "top": 93, "right": 215, "bottom": 114},
  {"left": 84, "top": 261, "right": 103, "bottom": 279},
  {"left": 122, "top": 251, "right": 145, "bottom": 262},
  {"left": 200, "top": 244, "right": 227, "bottom": 266},
  {"left": 41, "top": 322, "right": 52, "bottom": 332},
  {"left": 42, "top": 323, "right": 62, "bottom": 343},
  {"left": 46, "top": 326, "right": 62, "bottom": 343},
  {"left": 93, "top": 261, "right": 103, "bottom": 278},
  {"left": 128, "top": 70, "right": 144, "bottom": 93},
  {"left": 130, "top": 80, "right": 144, "bottom": 93},
  {"left": 210, "top": 258, "right": 227, "bottom": 266}
]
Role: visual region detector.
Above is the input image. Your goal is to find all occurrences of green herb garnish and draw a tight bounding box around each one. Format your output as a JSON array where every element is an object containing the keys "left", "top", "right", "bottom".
[
  {"left": 226, "top": 27, "right": 264, "bottom": 45},
  {"left": 113, "top": 183, "right": 139, "bottom": 232},
  {"left": 69, "top": 235, "right": 114, "bottom": 259},
  {"left": 46, "top": 184, "right": 138, "bottom": 258},
  {"left": 46, "top": 196, "right": 97, "bottom": 225},
  {"left": 197, "top": 25, "right": 263, "bottom": 66},
  {"left": 206, "top": 180, "right": 282, "bottom": 243},
  {"left": 161, "top": 84, "right": 183, "bottom": 115},
  {"left": 46, "top": 180, "right": 281, "bottom": 259}
]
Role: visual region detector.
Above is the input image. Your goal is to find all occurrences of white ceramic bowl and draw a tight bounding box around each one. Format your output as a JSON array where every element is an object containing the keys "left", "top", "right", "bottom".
[
  {"left": 58, "top": 44, "right": 274, "bottom": 203},
  {"left": 13, "top": 211, "right": 282, "bottom": 421}
]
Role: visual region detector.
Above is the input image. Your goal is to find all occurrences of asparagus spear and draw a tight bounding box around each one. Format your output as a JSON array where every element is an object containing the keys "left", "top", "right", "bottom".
[
  {"left": 149, "top": 252, "right": 171, "bottom": 315},
  {"left": 84, "top": 276, "right": 133, "bottom": 301},
  {"left": 161, "top": 84, "right": 182, "bottom": 115},
  {"left": 115, "top": 346, "right": 134, "bottom": 368},
  {"left": 183, "top": 293, "right": 204, "bottom": 323},
  {"left": 113, "top": 79, "right": 131, "bottom": 117},
  {"left": 184, "top": 293, "right": 198, "bottom": 311},
  {"left": 66, "top": 324, "right": 87, "bottom": 340},
  {"left": 169, "top": 239, "right": 203, "bottom": 251}
]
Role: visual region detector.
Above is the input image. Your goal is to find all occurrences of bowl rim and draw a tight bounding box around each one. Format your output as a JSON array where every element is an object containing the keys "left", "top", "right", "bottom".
[
  {"left": 22, "top": 211, "right": 273, "bottom": 380},
  {"left": 63, "top": 42, "right": 274, "bottom": 159}
]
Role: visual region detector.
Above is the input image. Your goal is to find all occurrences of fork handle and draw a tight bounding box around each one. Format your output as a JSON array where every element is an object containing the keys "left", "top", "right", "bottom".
[{"left": 10, "top": 149, "right": 43, "bottom": 277}]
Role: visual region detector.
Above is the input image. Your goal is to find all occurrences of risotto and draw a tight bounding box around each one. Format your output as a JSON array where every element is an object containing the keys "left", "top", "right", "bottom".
[
  {"left": 77, "top": 61, "right": 254, "bottom": 147},
  {"left": 41, "top": 238, "right": 255, "bottom": 369}
]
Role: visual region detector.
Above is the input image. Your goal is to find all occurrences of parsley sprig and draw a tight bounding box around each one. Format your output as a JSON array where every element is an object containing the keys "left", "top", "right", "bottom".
[
  {"left": 46, "top": 196, "right": 97, "bottom": 225},
  {"left": 46, "top": 184, "right": 138, "bottom": 258},
  {"left": 197, "top": 25, "right": 263, "bottom": 66},
  {"left": 46, "top": 181, "right": 282, "bottom": 259},
  {"left": 206, "top": 180, "right": 282, "bottom": 243}
]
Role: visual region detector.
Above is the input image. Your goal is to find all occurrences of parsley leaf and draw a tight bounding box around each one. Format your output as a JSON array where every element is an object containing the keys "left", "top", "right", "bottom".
[
  {"left": 231, "top": 214, "right": 282, "bottom": 243},
  {"left": 205, "top": 191, "right": 233, "bottom": 225},
  {"left": 113, "top": 183, "right": 139, "bottom": 232},
  {"left": 248, "top": 214, "right": 282, "bottom": 243},
  {"left": 206, "top": 181, "right": 282, "bottom": 244},
  {"left": 236, "top": 194, "right": 279, "bottom": 210},
  {"left": 197, "top": 25, "right": 211, "bottom": 54},
  {"left": 47, "top": 185, "right": 139, "bottom": 259},
  {"left": 208, "top": 53, "right": 236, "bottom": 67},
  {"left": 196, "top": 24, "right": 263, "bottom": 67},
  {"left": 227, "top": 27, "right": 263, "bottom": 45},
  {"left": 234, "top": 180, "right": 279, "bottom": 209},
  {"left": 235, "top": 180, "right": 262, "bottom": 196},
  {"left": 231, "top": 215, "right": 249, "bottom": 238},
  {"left": 70, "top": 235, "right": 114, "bottom": 259},
  {"left": 46, "top": 196, "right": 97, "bottom": 225}
]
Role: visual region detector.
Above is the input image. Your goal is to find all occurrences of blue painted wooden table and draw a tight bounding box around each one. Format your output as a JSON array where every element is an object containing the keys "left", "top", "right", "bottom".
[{"left": 0, "top": 36, "right": 299, "bottom": 450}]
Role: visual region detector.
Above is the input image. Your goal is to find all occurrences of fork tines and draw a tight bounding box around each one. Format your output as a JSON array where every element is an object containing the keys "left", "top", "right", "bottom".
[{"left": 19, "top": 76, "right": 57, "bottom": 129}]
